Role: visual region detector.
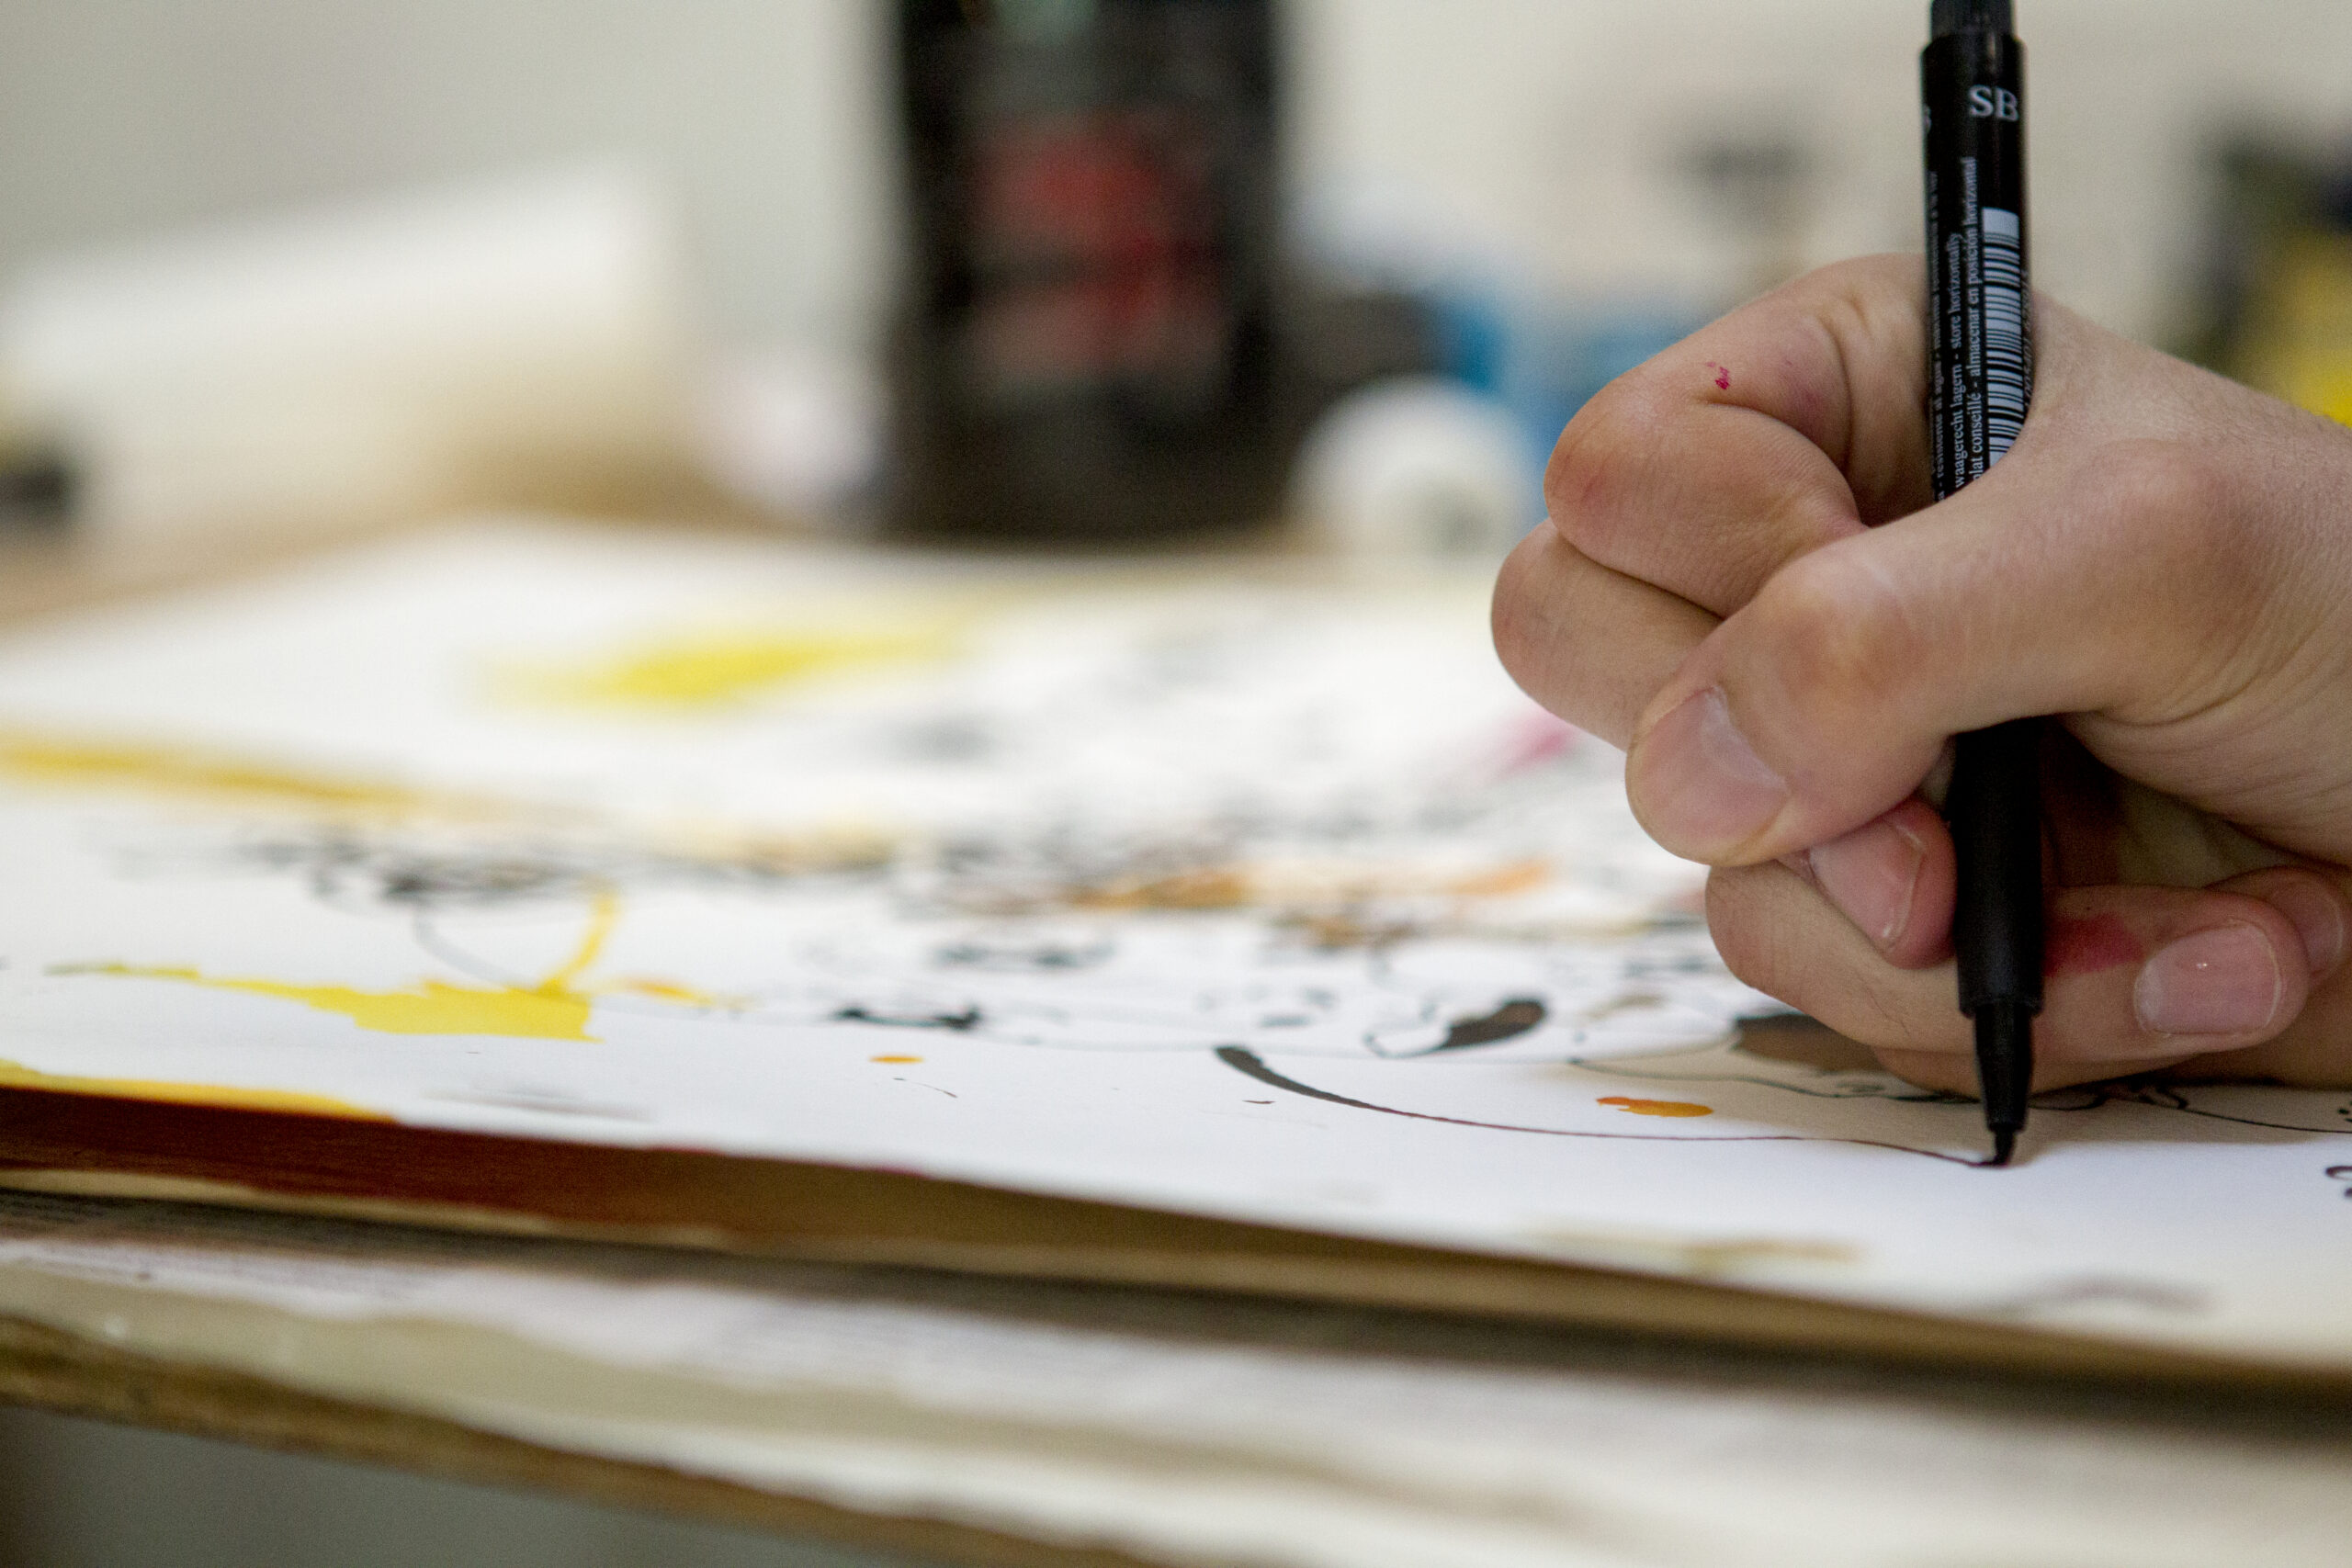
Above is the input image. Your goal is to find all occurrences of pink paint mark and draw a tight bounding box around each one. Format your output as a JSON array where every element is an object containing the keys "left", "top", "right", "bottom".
[
  {"left": 1705, "top": 361, "right": 1732, "bottom": 391},
  {"left": 1496, "top": 710, "right": 1582, "bottom": 775},
  {"left": 2047, "top": 914, "right": 2145, "bottom": 978}
]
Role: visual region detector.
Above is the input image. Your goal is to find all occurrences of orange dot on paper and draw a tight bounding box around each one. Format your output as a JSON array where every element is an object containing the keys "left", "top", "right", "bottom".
[
  {"left": 870, "top": 1055, "right": 924, "bottom": 1065},
  {"left": 1599, "top": 1096, "right": 1713, "bottom": 1118}
]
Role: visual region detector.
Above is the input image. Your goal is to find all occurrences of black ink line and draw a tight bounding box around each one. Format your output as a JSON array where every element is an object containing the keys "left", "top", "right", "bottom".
[{"left": 1213, "top": 1048, "right": 1984, "bottom": 1166}]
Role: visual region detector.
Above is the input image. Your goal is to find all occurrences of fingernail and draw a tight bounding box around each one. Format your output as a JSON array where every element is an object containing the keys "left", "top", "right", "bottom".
[
  {"left": 2134, "top": 924, "right": 2283, "bottom": 1038},
  {"left": 2262, "top": 878, "right": 2346, "bottom": 977},
  {"left": 1630, "top": 688, "right": 1789, "bottom": 857},
  {"left": 1807, "top": 817, "right": 1927, "bottom": 953}
]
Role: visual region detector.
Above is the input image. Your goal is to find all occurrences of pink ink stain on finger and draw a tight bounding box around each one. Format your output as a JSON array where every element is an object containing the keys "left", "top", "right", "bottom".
[
  {"left": 2047, "top": 914, "right": 2145, "bottom": 977},
  {"left": 1705, "top": 361, "right": 1732, "bottom": 391}
]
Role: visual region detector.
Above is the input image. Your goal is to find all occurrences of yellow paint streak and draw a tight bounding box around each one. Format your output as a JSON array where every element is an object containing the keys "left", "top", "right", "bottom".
[
  {"left": 0, "top": 732, "right": 482, "bottom": 818},
  {"left": 0, "top": 1056, "right": 381, "bottom": 1120},
  {"left": 870, "top": 1055, "right": 923, "bottom": 1065},
  {"left": 503, "top": 625, "right": 956, "bottom": 710},
  {"left": 608, "top": 976, "right": 723, "bottom": 1005},
  {"left": 59, "top": 893, "right": 631, "bottom": 1045},
  {"left": 1598, "top": 1096, "right": 1714, "bottom": 1119},
  {"left": 69, "top": 965, "right": 596, "bottom": 1042},
  {"left": 537, "top": 891, "right": 618, "bottom": 995}
]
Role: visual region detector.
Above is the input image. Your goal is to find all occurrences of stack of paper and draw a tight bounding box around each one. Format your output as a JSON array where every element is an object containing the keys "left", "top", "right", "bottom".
[
  {"left": 3, "top": 1191, "right": 2347, "bottom": 1568},
  {"left": 0, "top": 521, "right": 2346, "bottom": 1380}
]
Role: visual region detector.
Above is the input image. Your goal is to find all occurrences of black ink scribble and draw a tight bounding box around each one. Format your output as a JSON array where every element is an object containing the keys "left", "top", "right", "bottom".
[
  {"left": 144, "top": 828, "right": 861, "bottom": 916},
  {"left": 933, "top": 938, "right": 1112, "bottom": 972},
  {"left": 1212, "top": 1047, "right": 1984, "bottom": 1165},
  {"left": 1362, "top": 998, "right": 1549, "bottom": 1059},
  {"left": 2327, "top": 1166, "right": 2352, "bottom": 1200},
  {"left": 833, "top": 1005, "right": 984, "bottom": 1032},
  {"left": 1425, "top": 997, "right": 1547, "bottom": 1055},
  {"left": 2077, "top": 1082, "right": 2352, "bottom": 1135},
  {"left": 1589, "top": 1043, "right": 2352, "bottom": 1132}
]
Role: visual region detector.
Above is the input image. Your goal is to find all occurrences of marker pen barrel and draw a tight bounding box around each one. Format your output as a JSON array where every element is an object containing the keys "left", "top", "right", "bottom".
[{"left": 1922, "top": 0, "right": 2041, "bottom": 1165}]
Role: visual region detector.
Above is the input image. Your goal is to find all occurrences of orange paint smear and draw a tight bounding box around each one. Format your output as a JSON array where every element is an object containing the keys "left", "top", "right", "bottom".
[
  {"left": 1599, "top": 1096, "right": 1714, "bottom": 1119},
  {"left": 1075, "top": 867, "right": 1253, "bottom": 910},
  {"left": 1449, "top": 860, "right": 1552, "bottom": 898}
]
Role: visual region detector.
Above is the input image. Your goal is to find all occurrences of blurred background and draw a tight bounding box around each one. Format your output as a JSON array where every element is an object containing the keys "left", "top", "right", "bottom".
[
  {"left": 5, "top": 0, "right": 2352, "bottom": 561},
  {"left": 8, "top": 0, "right": 2352, "bottom": 1560}
]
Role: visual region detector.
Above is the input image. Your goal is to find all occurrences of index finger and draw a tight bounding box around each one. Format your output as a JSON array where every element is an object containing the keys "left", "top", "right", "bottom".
[{"left": 1547, "top": 254, "right": 1934, "bottom": 619}]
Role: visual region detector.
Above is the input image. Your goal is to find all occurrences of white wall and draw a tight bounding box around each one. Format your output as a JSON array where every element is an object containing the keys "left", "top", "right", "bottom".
[
  {"left": 1289, "top": 0, "right": 2352, "bottom": 341},
  {"left": 5, "top": 0, "right": 2352, "bottom": 354},
  {"left": 0, "top": 1, "right": 896, "bottom": 353}
]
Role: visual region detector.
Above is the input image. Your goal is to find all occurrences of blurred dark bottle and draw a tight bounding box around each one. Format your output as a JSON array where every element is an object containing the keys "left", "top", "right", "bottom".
[{"left": 888, "top": 0, "right": 1292, "bottom": 541}]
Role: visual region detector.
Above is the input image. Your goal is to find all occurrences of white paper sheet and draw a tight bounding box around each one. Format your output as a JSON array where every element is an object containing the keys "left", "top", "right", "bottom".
[
  {"left": 2, "top": 1191, "right": 2347, "bottom": 1568},
  {"left": 0, "top": 522, "right": 2349, "bottom": 1366}
]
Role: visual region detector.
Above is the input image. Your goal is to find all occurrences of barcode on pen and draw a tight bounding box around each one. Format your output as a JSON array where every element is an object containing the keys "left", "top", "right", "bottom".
[{"left": 1980, "top": 207, "right": 2029, "bottom": 462}]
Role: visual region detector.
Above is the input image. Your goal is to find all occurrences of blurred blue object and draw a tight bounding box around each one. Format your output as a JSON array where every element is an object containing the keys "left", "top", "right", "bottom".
[{"left": 1431, "top": 288, "right": 1702, "bottom": 478}]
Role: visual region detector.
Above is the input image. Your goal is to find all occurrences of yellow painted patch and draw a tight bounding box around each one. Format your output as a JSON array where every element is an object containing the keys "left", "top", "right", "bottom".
[
  {"left": 0, "top": 1056, "right": 382, "bottom": 1120},
  {"left": 60, "top": 892, "right": 640, "bottom": 1044},
  {"left": 1598, "top": 1096, "right": 1714, "bottom": 1119},
  {"left": 503, "top": 625, "right": 956, "bottom": 711},
  {"left": 64, "top": 965, "right": 597, "bottom": 1042},
  {"left": 870, "top": 1055, "right": 923, "bottom": 1065},
  {"left": 0, "top": 732, "right": 481, "bottom": 818}
]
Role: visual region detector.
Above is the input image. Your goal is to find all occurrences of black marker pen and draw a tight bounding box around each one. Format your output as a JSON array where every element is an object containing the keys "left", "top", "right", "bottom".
[{"left": 1922, "top": 0, "right": 2040, "bottom": 1167}]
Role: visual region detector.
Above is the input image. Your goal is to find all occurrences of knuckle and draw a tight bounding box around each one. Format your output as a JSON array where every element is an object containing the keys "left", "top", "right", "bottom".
[
  {"left": 1709, "top": 864, "right": 1950, "bottom": 1055},
  {"left": 1742, "top": 549, "right": 1919, "bottom": 716},
  {"left": 1543, "top": 381, "right": 1667, "bottom": 558},
  {"left": 1489, "top": 526, "right": 1567, "bottom": 689},
  {"left": 1705, "top": 870, "right": 1786, "bottom": 996}
]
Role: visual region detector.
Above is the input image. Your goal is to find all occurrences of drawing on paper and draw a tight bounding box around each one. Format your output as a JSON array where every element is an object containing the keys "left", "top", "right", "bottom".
[{"left": 5, "top": 525, "right": 2352, "bottom": 1366}]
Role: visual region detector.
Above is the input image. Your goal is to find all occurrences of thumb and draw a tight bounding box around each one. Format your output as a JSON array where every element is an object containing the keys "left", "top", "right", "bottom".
[{"left": 1621, "top": 441, "right": 2239, "bottom": 865}]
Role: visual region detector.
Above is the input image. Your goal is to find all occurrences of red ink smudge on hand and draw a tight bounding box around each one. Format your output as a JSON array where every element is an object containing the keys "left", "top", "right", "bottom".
[
  {"left": 2046, "top": 914, "right": 2144, "bottom": 977},
  {"left": 1705, "top": 361, "right": 1732, "bottom": 391}
]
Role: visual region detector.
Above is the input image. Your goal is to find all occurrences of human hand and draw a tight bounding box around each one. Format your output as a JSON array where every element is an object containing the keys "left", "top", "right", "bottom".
[{"left": 1493, "top": 254, "right": 2352, "bottom": 1093}]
